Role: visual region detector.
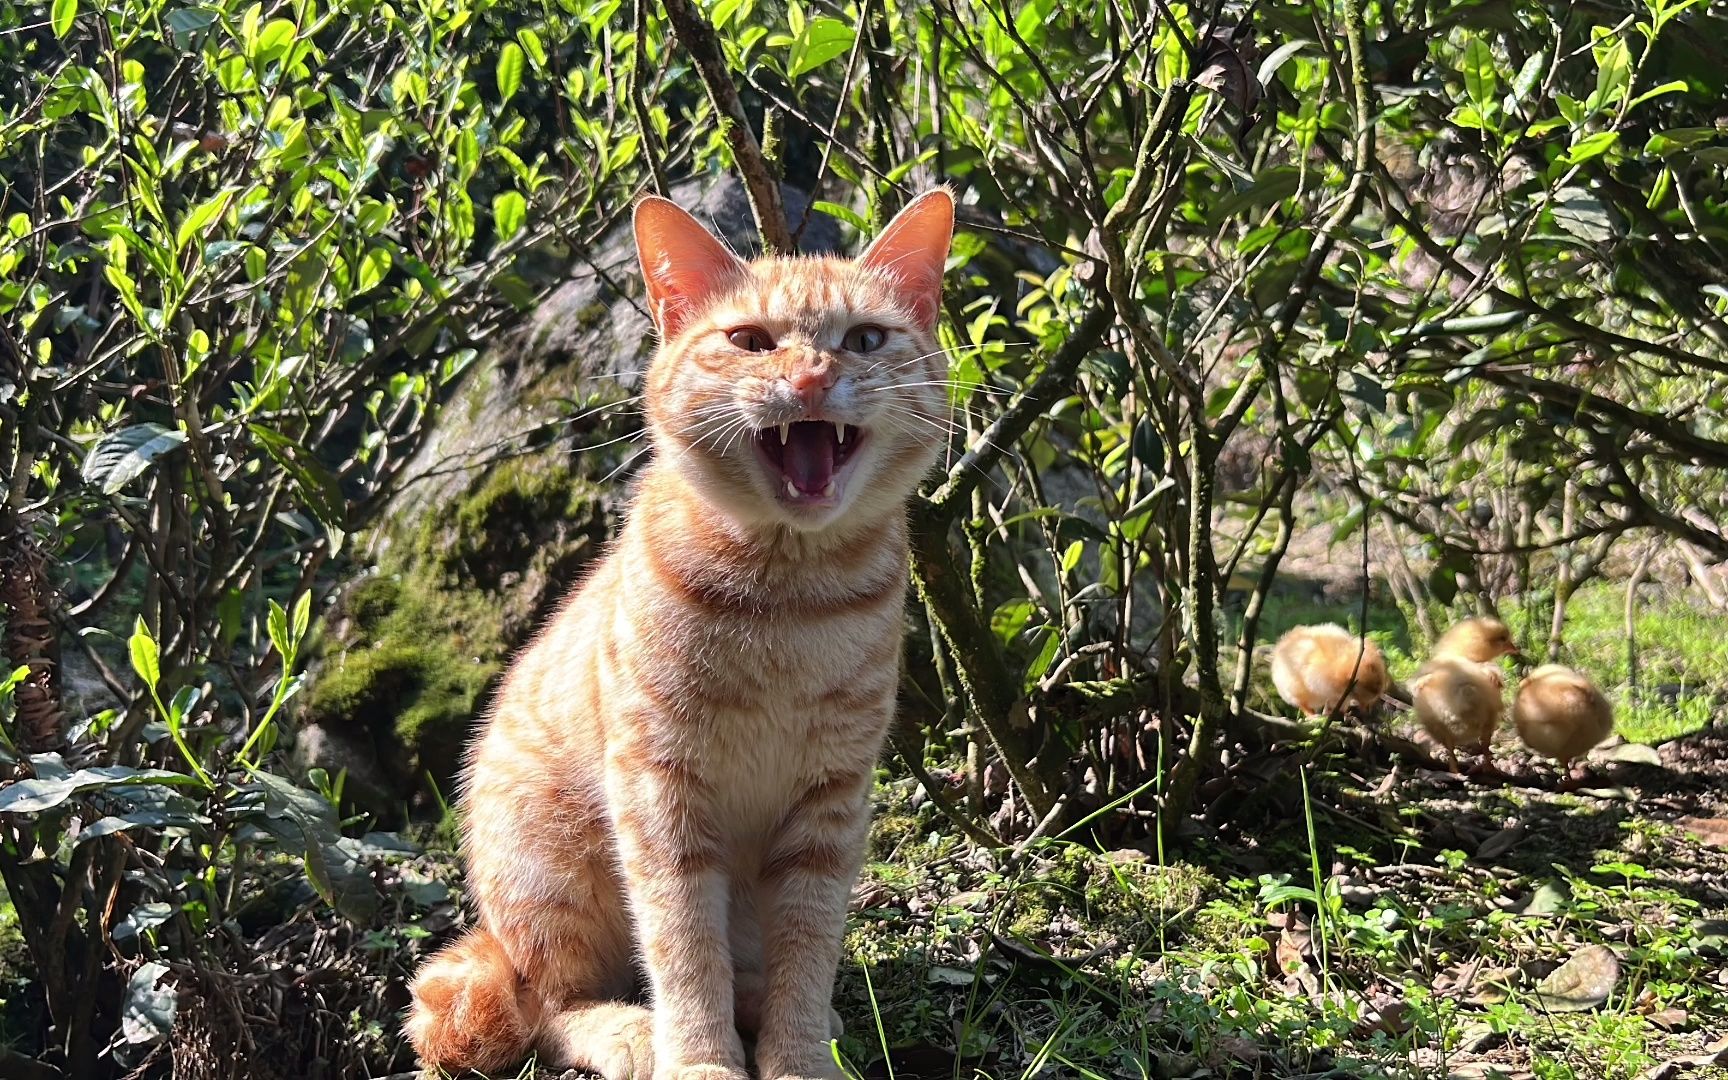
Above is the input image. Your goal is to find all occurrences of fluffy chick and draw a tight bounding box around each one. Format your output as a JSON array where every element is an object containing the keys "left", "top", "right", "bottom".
[
  {"left": 1270, "top": 623, "right": 1390, "bottom": 717},
  {"left": 1513, "top": 664, "right": 1614, "bottom": 778},
  {"left": 1428, "top": 616, "right": 1521, "bottom": 665},
  {"left": 1409, "top": 656, "right": 1505, "bottom": 772}
]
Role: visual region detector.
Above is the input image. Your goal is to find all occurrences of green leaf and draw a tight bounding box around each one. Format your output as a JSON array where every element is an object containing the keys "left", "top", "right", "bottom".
[
  {"left": 246, "top": 771, "right": 379, "bottom": 921},
  {"left": 51, "top": 0, "right": 76, "bottom": 37},
  {"left": 292, "top": 591, "right": 311, "bottom": 647},
  {"left": 990, "top": 599, "right": 1036, "bottom": 645},
  {"left": 1551, "top": 185, "right": 1614, "bottom": 242},
  {"left": 789, "top": 16, "right": 854, "bottom": 76},
  {"left": 812, "top": 199, "right": 869, "bottom": 232},
  {"left": 164, "top": 6, "right": 218, "bottom": 45},
  {"left": 492, "top": 190, "right": 526, "bottom": 242},
  {"left": 356, "top": 246, "right": 391, "bottom": 293},
  {"left": 1561, "top": 130, "right": 1619, "bottom": 165},
  {"left": 129, "top": 618, "right": 160, "bottom": 691},
  {"left": 267, "top": 599, "right": 290, "bottom": 660},
  {"left": 1626, "top": 79, "right": 1689, "bottom": 110},
  {"left": 497, "top": 42, "right": 525, "bottom": 104},
  {"left": 254, "top": 18, "right": 297, "bottom": 61},
  {"left": 516, "top": 27, "right": 547, "bottom": 68},
  {"left": 167, "top": 685, "right": 201, "bottom": 729},
  {"left": 0, "top": 765, "right": 199, "bottom": 814},
  {"left": 1022, "top": 626, "right": 1062, "bottom": 692},
  {"left": 1593, "top": 36, "right": 1631, "bottom": 108},
  {"left": 1060, "top": 540, "right": 1084, "bottom": 573},
  {"left": 1463, "top": 36, "right": 1497, "bottom": 106},
  {"left": 78, "top": 808, "right": 205, "bottom": 844},
  {"left": 248, "top": 424, "right": 348, "bottom": 537},
  {"left": 175, "top": 189, "right": 232, "bottom": 252},
  {"left": 1645, "top": 127, "right": 1719, "bottom": 156},
  {"left": 82, "top": 423, "right": 188, "bottom": 493},
  {"left": 118, "top": 962, "right": 176, "bottom": 1048},
  {"left": 1511, "top": 52, "right": 1545, "bottom": 103}
]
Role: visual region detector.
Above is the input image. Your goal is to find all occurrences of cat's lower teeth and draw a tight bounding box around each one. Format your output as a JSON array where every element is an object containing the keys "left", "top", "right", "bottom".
[{"left": 784, "top": 478, "right": 800, "bottom": 498}]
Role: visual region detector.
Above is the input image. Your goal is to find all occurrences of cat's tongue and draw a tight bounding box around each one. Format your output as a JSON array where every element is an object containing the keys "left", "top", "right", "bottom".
[{"left": 783, "top": 422, "right": 836, "bottom": 495}]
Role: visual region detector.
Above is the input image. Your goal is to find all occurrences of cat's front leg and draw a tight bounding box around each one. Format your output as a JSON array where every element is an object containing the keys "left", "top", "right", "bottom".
[
  {"left": 754, "top": 769, "right": 872, "bottom": 1080},
  {"left": 607, "top": 752, "right": 747, "bottom": 1080}
]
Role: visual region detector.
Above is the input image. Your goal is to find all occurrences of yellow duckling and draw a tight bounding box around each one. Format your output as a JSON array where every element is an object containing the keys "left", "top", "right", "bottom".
[
  {"left": 1513, "top": 664, "right": 1615, "bottom": 780},
  {"left": 1408, "top": 656, "right": 1505, "bottom": 772},
  {"left": 1270, "top": 624, "right": 1390, "bottom": 717}
]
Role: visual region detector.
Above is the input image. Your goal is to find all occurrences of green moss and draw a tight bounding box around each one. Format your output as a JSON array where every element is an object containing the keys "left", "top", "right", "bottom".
[
  {"left": 1007, "top": 844, "right": 1219, "bottom": 942},
  {"left": 867, "top": 812, "right": 922, "bottom": 860},
  {"left": 304, "top": 450, "right": 613, "bottom": 802}
]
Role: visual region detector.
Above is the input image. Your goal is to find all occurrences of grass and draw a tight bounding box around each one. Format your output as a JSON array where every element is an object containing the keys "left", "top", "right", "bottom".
[
  {"left": 833, "top": 747, "right": 1728, "bottom": 1080},
  {"left": 824, "top": 587, "right": 1728, "bottom": 1080}
]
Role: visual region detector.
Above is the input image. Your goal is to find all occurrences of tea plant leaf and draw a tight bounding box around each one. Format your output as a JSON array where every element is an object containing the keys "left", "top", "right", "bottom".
[
  {"left": 81, "top": 423, "right": 188, "bottom": 494},
  {"left": 497, "top": 42, "right": 525, "bottom": 103},
  {"left": 118, "top": 962, "right": 175, "bottom": 1047},
  {"left": 51, "top": 0, "right": 77, "bottom": 37},
  {"left": 789, "top": 17, "right": 853, "bottom": 76},
  {"left": 0, "top": 766, "right": 201, "bottom": 814}
]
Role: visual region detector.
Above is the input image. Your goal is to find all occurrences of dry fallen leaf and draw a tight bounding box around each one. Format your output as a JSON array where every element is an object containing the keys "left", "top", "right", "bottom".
[
  {"left": 1446, "top": 1064, "right": 1534, "bottom": 1079},
  {"left": 1639, "top": 1033, "right": 1728, "bottom": 1079},
  {"left": 1597, "top": 741, "right": 1663, "bottom": 766},
  {"left": 1677, "top": 816, "right": 1728, "bottom": 850},
  {"left": 1531, "top": 943, "right": 1619, "bottom": 1012},
  {"left": 1474, "top": 822, "right": 1524, "bottom": 861},
  {"left": 1646, "top": 1007, "right": 1689, "bottom": 1031}
]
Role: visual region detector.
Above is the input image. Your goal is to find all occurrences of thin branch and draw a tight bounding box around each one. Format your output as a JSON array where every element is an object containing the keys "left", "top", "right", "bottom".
[{"left": 658, "top": 0, "right": 792, "bottom": 252}]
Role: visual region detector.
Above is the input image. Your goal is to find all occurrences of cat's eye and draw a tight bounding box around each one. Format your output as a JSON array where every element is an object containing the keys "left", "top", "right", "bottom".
[
  {"left": 844, "top": 325, "right": 887, "bottom": 353},
  {"left": 727, "top": 327, "right": 775, "bottom": 352}
]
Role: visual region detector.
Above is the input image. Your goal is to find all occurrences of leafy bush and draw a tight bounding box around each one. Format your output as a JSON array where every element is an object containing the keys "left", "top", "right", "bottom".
[{"left": 0, "top": 0, "right": 658, "bottom": 1070}]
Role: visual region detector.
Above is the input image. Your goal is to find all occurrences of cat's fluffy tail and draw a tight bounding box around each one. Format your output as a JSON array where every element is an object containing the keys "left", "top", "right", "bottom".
[{"left": 404, "top": 928, "right": 540, "bottom": 1073}]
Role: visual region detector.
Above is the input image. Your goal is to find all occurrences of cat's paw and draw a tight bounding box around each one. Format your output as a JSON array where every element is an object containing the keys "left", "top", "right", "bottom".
[
  {"left": 588, "top": 1007, "right": 656, "bottom": 1080},
  {"left": 761, "top": 1066, "right": 848, "bottom": 1080},
  {"left": 757, "top": 1043, "right": 847, "bottom": 1080},
  {"left": 654, "top": 1064, "right": 750, "bottom": 1080}
]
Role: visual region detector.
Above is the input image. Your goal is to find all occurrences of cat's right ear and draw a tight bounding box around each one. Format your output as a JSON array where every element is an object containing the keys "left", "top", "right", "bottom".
[{"left": 633, "top": 197, "right": 749, "bottom": 338}]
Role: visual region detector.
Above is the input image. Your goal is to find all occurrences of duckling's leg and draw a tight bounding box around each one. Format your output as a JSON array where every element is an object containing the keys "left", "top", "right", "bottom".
[
  {"left": 1466, "top": 740, "right": 1506, "bottom": 780},
  {"left": 1445, "top": 747, "right": 1461, "bottom": 774}
]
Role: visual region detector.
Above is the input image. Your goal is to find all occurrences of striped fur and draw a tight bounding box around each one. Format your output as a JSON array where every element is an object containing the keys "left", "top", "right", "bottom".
[{"left": 406, "top": 190, "right": 955, "bottom": 1080}]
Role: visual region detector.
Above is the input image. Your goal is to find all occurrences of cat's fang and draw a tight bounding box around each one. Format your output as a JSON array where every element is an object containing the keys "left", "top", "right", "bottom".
[
  {"left": 833, "top": 421, "right": 846, "bottom": 444},
  {"left": 784, "top": 477, "right": 800, "bottom": 498},
  {"left": 778, "top": 423, "right": 790, "bottom": 444}
]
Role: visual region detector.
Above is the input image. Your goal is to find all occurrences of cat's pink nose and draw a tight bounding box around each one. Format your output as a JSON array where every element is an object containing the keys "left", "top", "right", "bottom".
[{"left": 787, "top": 366, "right": 832, "bottom": 412}]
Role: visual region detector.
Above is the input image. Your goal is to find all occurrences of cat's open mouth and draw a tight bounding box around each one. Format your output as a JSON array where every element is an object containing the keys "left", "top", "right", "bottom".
[{"left": 755, "top": 420, "right": 866, "bottom": 504}]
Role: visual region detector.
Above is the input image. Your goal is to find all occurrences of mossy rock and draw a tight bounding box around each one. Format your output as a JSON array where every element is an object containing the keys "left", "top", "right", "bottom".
[{"left": 298, "top": 456, "right": 616, "bottom": 817}]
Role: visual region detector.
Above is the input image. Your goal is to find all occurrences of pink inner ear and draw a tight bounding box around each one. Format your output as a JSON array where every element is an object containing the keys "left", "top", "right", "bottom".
[
  {"left": 858, "top": 189, "right": 955, "bottom": 330},
  {"left": 633, "top": 197, "right": 748, "bottom": 337}
]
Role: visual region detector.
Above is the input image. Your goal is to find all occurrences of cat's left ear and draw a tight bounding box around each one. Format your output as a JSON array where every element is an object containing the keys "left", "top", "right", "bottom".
[{"left": 858, "top": 188, "right": 955, "bottom": 331}]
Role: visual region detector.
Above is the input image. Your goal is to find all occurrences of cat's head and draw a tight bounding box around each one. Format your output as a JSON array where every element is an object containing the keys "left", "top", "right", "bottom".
[{"left": 632, "top": 189, "right": 955, "bottom": 532}]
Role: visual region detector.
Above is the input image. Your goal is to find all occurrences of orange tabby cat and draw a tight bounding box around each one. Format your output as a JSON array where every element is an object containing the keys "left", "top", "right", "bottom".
[{"left": 404, "top": 188, "right": 955, "bottom": 1079}]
